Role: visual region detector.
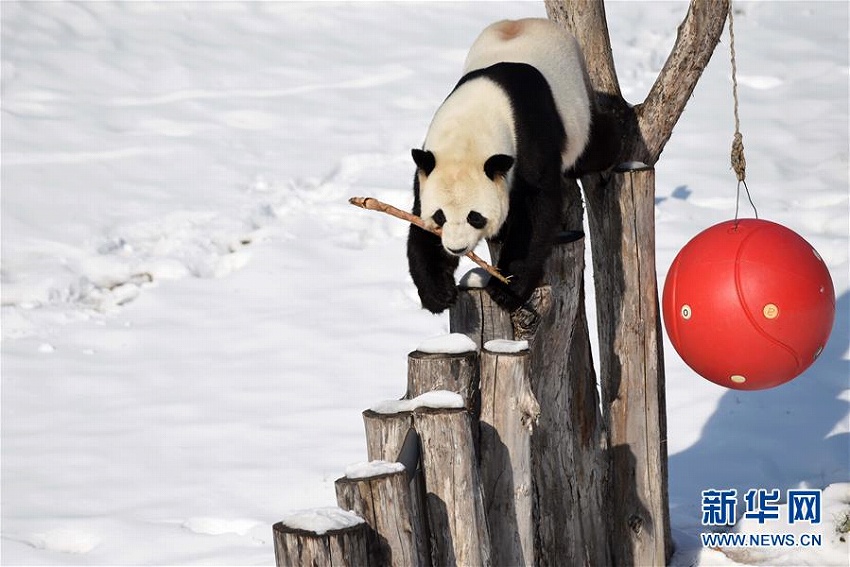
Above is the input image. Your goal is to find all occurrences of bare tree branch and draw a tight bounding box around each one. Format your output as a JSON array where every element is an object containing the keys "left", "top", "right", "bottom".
[
  {"left": 638, "top": 0, "right": 730, "bottom": 163},
  {"left": 546, "top": 0, "right": 729, "bottom": 166}
]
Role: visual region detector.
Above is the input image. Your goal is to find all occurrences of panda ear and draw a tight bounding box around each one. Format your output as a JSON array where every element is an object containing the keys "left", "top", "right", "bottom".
[
  {"left": 411, "top": 149, "right": 436, "bottom": 176},
  {"left": 484, "top": 154, "right": 514, "bottom": 180}
]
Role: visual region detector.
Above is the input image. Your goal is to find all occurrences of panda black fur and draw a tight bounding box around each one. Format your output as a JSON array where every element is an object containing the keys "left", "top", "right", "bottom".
[{"left": 408, "top": 18, "right": 617, "bottom": 313}]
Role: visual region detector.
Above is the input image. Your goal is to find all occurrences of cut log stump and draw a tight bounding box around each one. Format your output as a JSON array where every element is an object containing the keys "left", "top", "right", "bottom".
[
  {"left": 273, "top": 509, "right": 374, "bottom": 567},
  {"left": 406, "top": 350, "right": 480, "bottom": 418},
  {"left": 479, "top": 343, "right": 538, "bottom": 567},
  {"left": 415, "top": 407, "right": 492, "bottom": 567},
  {"left": 335, "top": 468, "right": 427, "bottom": 567}
]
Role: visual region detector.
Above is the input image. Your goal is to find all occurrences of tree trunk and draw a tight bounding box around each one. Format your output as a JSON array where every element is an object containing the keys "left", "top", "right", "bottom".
[
  {"left": 584, "top": 165, "right": 671, "bottom": 565},
  {"left": 545, "top": 1, "right": 730, "bottom": 564}
]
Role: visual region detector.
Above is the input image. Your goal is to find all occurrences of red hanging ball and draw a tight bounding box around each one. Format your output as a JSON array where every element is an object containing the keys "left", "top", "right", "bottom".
[{"left": 662, "top": 219, "right": 835, "bottom": 390}]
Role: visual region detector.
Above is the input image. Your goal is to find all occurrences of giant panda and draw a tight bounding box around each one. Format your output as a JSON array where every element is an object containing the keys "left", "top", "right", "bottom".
[{"left": 407, "top": 18, "right": 616, "bottom": 313}]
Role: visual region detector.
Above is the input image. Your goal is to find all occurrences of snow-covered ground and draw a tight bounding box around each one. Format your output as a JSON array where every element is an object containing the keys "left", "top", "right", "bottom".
[{"left": 1, "top": 1, "right": 847, "bottom": 565}]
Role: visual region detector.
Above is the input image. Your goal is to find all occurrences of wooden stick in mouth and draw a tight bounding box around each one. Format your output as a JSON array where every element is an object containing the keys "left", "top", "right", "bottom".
[{"left": 348, "top": 196, "right": 510, "bottom": 285}]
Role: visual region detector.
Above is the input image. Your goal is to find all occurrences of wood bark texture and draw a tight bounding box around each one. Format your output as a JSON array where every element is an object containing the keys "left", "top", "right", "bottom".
[
  {"left": 406, "top": 350, "right": 480, "bottom": 419},
  {"left": 478, "top": 347, "right": 539, "bottom": 567},
  {"left": 363, "top": 410, "right": 414, "bottom": 463},
  {"left": 273, "top": 521, "right": 374, "bottom": 567},
  {"left": 449, "top": 285, "right": 513, "bottom": 350},
  {"left": 545, "top": 2, "right": 729, "bottom": 564},
  {"left": 362, "top": 410, "right": 431, "bottom": 564},
  {"left": 514, "top": 185, "right": 611, "bottom": 567},
  {"left": 335, "top": 470, "right": 428, "bottom": 567},
  {"left": 585, "top": 166, "right": 671, "bottom": 565},
  {"left": 452, "top": 180, "right": 611, "bottom": 566},
  {"left": 415, "top": 408, "right": 492, "bottom": 567}
]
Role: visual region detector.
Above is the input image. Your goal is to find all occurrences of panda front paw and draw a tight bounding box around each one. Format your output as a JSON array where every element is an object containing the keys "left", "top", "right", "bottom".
[
  {"left": 417, "top": 280, "right": 459, "bottom": 314},
  {"left": 485, "top": 278, "right": 525, "bottom": 312}
]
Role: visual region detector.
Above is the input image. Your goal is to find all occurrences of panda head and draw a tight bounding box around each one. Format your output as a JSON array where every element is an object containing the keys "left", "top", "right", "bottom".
[{"left": 412, "top": 148, "right": 514, "bottom": 257}]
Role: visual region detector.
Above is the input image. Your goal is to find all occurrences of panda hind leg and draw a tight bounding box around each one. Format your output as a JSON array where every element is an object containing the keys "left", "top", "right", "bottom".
[{"left": 568, "top": 108, "right": 623, "bottom": 177}]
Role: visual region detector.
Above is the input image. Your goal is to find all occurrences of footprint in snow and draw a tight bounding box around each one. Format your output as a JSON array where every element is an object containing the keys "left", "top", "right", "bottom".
[
  {"left": 23, "top": 528, "right": 101, "bottom": 554},
  {"left": 182, "top": 517, "right": 262, "bottom": 536}
]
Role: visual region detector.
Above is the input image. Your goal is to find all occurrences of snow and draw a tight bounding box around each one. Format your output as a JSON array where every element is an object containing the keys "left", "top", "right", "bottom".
[
  {"left": 369, "top": 391, "right": 466, "bottom": 415},
  {"left": 183, "top": 518, "right": 263, "bottom": 538},
  {"left": 484, "top": 339, "right": 530, "bottom": 354},
  {"left": 672, "top": 483, "right": 850, "bottom": 567},
  {"left": 458, "top": 267, "right": 491, "bottom": 289},
  {"left": 278, "top": 507, "right": 364, "bottom": 536},
  {"left": 344, "top": 460, "right": 407, "bottom": 480},
  {"left": 1, "top": 2, "right": 847, "bottom": 565},
  {"left": 19, "top": 529, "right": 102, "bottom": 555},
  {"left": 416, "top": 332, "right": 478, "bottom": 354},
  {"left": 722, "top": 483, "right": 850, "bottom": 566}
]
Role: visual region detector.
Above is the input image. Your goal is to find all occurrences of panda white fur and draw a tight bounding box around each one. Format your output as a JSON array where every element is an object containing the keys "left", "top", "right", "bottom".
[{"left": 408, "top": 18, "right": 616, "bottom": 313}]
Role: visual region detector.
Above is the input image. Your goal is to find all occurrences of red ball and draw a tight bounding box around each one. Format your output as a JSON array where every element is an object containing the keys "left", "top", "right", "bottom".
[{"left": 662, "top": 219, "right": 835, "bottom": 390}]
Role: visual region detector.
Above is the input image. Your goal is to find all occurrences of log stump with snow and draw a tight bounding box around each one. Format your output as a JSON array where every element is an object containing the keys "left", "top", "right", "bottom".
[
  {"left": 364, "top": 391, "right": 489, "bottom": 566},
  {"left": 406, "top": 334, "right": 480, "bottom": 418},
  {"left": 449, "top": 269, "right": 513, "bottom": 350},
  {"left": 273, "top": 507, "right": 374, "bottom": 567},
  {"left": 335, "top": 462, "right": 427, "bottom": 567}
]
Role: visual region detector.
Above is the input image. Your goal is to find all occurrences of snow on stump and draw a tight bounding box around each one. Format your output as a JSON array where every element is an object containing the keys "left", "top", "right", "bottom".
[
  {"left": 273, "top": 507, "right": 374, "bottom": 567},
  {"left": 407, "top": 334, "right": 480, "bottom": 418},
  {"left": 335, "top": 462, "right": 427, "bottom": 567},
  {"left": 362, "top": 398, "right": 429, "bottom": 565},
  {"left": 364, "top": 391, "right": 490, "bottom": 566}
]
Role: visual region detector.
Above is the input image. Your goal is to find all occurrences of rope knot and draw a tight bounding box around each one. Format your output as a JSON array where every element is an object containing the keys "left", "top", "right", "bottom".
[{"left": 731, "top": 131, "right": 746, "bottom": 182}]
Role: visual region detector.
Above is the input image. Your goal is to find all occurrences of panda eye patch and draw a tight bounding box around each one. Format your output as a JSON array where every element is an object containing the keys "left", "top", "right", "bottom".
[
  {"left": 467, "top": 211, "right": 487, "bottom": 229},
  {"left": 432, "top": 209, "right": 447, "bottom": 227}
]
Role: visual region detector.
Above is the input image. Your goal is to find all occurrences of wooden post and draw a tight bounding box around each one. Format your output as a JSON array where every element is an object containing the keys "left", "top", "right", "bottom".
[
  {"left": 335, "top": 469, "right": 428, "bottom": 566},
  {"left": 414, "top": 407, "right": 491, "bottom": 567},
  {"left": 273, "top": 513, "right": 373, "bottom": 566},
  {"left": 362, "top": 410, "right": 431, "bottom": 564},
  {"left": 478, "top": 343, "right": 538, "bottom": 567},
  {"left": 406, "top": 350, "right": 480, "bottom": 418},
  {"left": 363, "top": 410, "right": 414, "bottom": 463},
  {"left": 449, "top": 284, "right": 513, "bottom": 350},
  {"left": 584, "top": 166, "right": 671, "bottom": 565}
]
